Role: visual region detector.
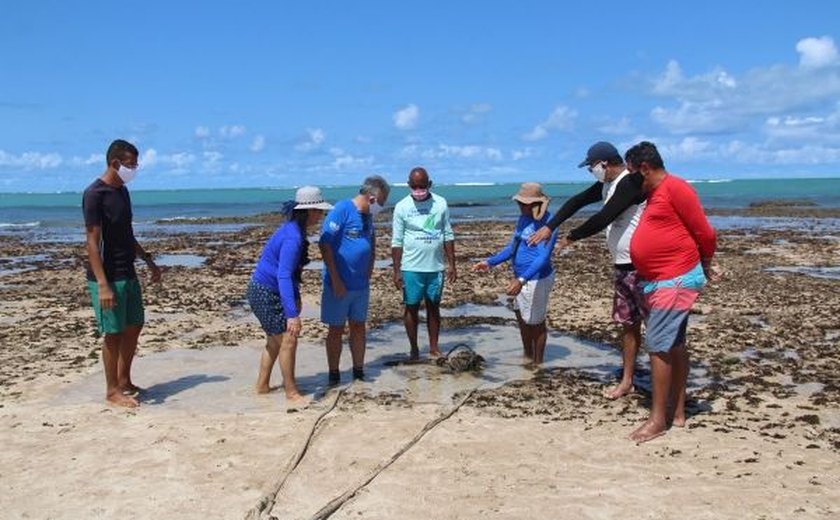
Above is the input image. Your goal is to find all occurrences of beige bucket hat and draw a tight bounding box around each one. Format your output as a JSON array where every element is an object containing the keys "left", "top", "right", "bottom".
[{"left": 511, "top": 182, "right": 550, "bottom": 220}]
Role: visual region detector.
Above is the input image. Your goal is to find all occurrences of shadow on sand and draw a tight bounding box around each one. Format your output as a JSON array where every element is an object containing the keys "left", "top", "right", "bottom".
[{"left": 139, "top": 374, "right": 230, "bottom": 405}]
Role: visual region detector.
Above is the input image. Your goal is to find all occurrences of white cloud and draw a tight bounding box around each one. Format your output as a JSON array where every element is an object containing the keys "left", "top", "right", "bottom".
[
  {"left": 250, "top": 135, "right": 265, "bottom": 152},
  {"left": 763, "top": 103, "right": 840, "bottom": 144},
  {"left": 400, "top": 144, "right": 503, "bottom": 161},
  {"left": 69, "top": 153, "right": 101, "bottom": 167},
  {"left": 195, "top": 126, "right": 210, "bottom": 139},
  {"left": 597, "top": 117, "right": 635, "bottom": 135},
  {"left": 331, "top": 153, "right": 374, "bottom": 170},
  {"left": 0, "top": 150, "right": 62, "bottom": 169},
  {"left": 796, "top": 36, "right": 839, "bottom": 69},
  {"left": 141, "top": 148, "right": 158, "bottom": 167},
  {"left": 461, "top": 103, "right": 492, "bottom": 124},
  {"left": 160, "top": 152, "right": 196, "bottom": 170},
  {"left": 296, "top": 128, "right": 326, "bottom": 152},
  {"left": 219, "top": 125, "right": 246, "bottom": 139},
  {"left": 511, "top": 148, "right": 534, "bottom": 161},
  {"left": 522, "top": 106, "right": 577, "bottom": 141},
  {"left": 660, "top": 136, "right": 714, "bottom": 160},
  {"left": 648, "top": 41, "right": 840, "bottom": 135},
  {"left": 394, "top": 104, "right": 419, "bottom": 130}
]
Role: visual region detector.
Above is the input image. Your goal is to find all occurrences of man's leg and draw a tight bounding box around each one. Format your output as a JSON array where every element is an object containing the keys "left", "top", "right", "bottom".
[
  {"left": 326, "top": 326, "right": 344, "bottom": 373},
  {"left": 669, "top": 342, "right": 689, "bottom": 427},
  {"left": 256, "top": 334, "right": 281, "bottom": 394},
  {"left": 403, "top": 304, "right": 421, "bottom": 359},
  {"left": 531, "top": 322, "right": 547, "bottom": 364},
  {"left": 117, "top": 324, "right": 142, "bottom": 393},
  {"left": 425, "top": 299, "right": 442, "bottom": 357},
  {"left": 348, "top": 320, "right": 366, "bottom": 379},
  {"left": 630, "top": 351, "right": 671, "bottom": 443},
  {"left": 513, "top": 311, "right": 533, "bottom": 359},
  {"left": 103, "top": 332, "right": 138, "bottom": 407},
  {"left": 605, "top": 321, "right": 641, "bottom": 399}
]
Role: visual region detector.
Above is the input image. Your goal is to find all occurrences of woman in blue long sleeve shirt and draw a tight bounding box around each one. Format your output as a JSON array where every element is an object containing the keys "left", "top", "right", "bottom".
[
  {"left": 247, "top": 186, "right": 332, "bottom": 406},
  {"left": 473, "top": 183, "right": 558, "bottom": 364}
]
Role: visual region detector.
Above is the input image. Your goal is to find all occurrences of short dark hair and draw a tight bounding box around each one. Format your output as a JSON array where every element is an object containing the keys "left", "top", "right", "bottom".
[
  {"left": 106, "top": 139, "right": 139, "bottom": 165},
  {"left": 624, "top": 141, "right": 664, "bottom": 170}
]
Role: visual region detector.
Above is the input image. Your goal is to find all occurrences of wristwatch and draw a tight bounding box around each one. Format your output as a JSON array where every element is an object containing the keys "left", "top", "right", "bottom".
[{"left": 517, "top": 276, "right": 526, "bottom": 284}]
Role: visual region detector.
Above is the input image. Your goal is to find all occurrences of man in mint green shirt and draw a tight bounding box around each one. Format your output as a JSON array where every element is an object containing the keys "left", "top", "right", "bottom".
[{"left": 391, "top": 167, "right": 456, "bottom": 360}]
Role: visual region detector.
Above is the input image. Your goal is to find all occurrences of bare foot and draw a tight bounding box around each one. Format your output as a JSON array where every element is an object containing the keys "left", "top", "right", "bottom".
[
  {"left": 603, "top": 383, "right": 635, "bottom": 400},
  {"left": 286, "top": 394, "right": 310, "bottom": 410},
  {"left": 409, "top": 348, "right": 420, "bottom": 361},
  {"left": 106, "top": 392, "right": 139, "bottom": 408},
  {"left": 255, "top": 385, "right": 272, "bottom": 395},
  {"left": 629, "top": 419, "right": 667, "bottom": 444},
  {"left": 120, "top": 384, "right": 144, "bottom": 397},
  {"left": 429, "top": 349, "right": 443, "bottom": 359},
  {"left": 669, "top": 414, "right": 686, "bottom": 428}
]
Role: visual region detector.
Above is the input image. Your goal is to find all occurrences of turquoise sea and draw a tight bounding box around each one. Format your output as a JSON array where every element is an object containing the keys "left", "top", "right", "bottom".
[{"left": 1, "top": 178, "right": 839, "bottom": 243}]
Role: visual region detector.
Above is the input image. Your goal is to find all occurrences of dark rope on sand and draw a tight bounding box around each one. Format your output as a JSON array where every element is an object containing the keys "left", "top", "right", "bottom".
[
  {"left": 307, "top": 386, "right": 480, "bottom": 520},
  {"left": 244, "top": 387, "right": 346, "bottom": 520}
]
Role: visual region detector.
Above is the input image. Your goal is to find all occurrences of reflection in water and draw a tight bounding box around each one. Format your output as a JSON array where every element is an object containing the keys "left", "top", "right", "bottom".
[
  {"left": 57, "top": 304, "right": 714, "bottom": 411},
  {"left": 765, "top": 266, "right": 840, "bottom": 280}
]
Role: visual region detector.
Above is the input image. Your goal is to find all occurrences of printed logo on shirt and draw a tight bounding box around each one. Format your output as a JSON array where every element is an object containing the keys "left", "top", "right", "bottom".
[{"left": 328, "top": 221, "right": 340, "bottom": 233}]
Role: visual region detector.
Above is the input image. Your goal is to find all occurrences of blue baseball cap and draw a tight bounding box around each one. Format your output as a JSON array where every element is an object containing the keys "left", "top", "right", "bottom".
[{"left": 577, "top": 141, "right": 621, "bottom": 168}]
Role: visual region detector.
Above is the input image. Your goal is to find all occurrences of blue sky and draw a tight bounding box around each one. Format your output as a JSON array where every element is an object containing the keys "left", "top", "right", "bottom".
[{"left": 1, "top": 1, "right": 839, "bottom": 192}]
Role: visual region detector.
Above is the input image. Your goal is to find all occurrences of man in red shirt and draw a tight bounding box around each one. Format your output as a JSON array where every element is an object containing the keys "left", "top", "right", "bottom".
[{"left": 625, "top": 141, "right": 717, "bottom": 443}]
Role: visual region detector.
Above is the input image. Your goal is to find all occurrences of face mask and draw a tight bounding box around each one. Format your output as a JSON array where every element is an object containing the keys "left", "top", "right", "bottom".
[
  {"left": 117, "top": 164, "right": 138, "bottom": 184},
  {"left": 589, "top": 162, "right": 606, "bottom": 183},
  {"left": 369, "top": 199, "right": 384, "bottom": 215},
  {"left": 410, "top": 188, "right": 429, "bottom": 201}
]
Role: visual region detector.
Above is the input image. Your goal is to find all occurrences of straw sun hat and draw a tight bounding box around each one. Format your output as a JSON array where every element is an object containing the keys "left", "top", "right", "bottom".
[
  {"left": 293, "top": 186, "right": 333, "bottom": 211},
  {"left": 511, "top": 182, "right": 550, "bottom": 220}
]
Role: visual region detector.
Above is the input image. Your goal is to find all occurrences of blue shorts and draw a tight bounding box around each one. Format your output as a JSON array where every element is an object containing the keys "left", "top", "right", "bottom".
[
  {"left": 321, "top": 285, "right": 370, "bottom": 326},
  {"left": 402, "top": 271, "right": 444, "bottom": 306}
]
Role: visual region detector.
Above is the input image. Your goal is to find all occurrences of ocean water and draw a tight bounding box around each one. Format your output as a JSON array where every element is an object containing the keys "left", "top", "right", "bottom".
[{"left": 1, "top": 178, "right": 839, "bottom": 244}]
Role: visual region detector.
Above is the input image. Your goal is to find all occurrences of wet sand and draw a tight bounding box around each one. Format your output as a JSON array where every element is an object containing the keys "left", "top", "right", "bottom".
[{"left": 0, "top": 211, "right": 839, "bottom": 519}]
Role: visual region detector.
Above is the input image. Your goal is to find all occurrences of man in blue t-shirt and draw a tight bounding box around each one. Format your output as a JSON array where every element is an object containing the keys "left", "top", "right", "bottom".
[{"left": 319, "top": 175, "right": 390, "bottom": 384}]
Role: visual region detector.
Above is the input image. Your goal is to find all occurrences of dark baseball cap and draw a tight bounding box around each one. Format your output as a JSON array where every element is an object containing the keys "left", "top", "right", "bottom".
[{"left": 577, "top": 141, "right": 621, "bottom": 168}]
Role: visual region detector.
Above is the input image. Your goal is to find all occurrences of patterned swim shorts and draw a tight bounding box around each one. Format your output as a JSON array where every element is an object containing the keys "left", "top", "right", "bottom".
[
  {"left": 612, "top": 267, "right": 644, "bottom": 326},
  {"left": 639, "top": 263, "right": 706, "bottom": 353},
  {"left": 247, "top": 280, "right": 287, "bottom": 336}
]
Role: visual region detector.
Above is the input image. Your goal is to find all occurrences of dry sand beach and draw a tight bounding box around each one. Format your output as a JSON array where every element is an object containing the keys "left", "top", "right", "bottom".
[{"left": 1, "top": 212, "right": 839, "bottom": 519}]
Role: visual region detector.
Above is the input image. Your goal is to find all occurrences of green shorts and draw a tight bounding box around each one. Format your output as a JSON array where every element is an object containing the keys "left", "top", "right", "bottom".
[{"left": 87, "top": 278, "right": 145, "bottom": 334}]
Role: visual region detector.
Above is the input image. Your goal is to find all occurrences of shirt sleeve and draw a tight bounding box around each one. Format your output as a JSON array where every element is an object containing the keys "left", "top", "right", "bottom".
[
  {"left": 519, "top": 225, "right": 559, "bottom": 280},
  {"left": 390, "top": 202, "right": 405, "bottom": 248},
  {"left": 442, "top": 200, "right": 454, "bottom": 242},
  {"left": 568, "top": 175, "right": 644, "bottom": 241},
  {"left": 672, "top": 180, "right": 717, "bottom": 261},
  {"left": 82, "top": 188, "right": 102, "bottom": 227},
  {"left": 546, "top": 182, "right": 603, "bottom": 231},
  {"left": 319, "top": 203, "right": 344, "bottom": 250},
  {"left": 276, "top": 232, "right": 303, "bottom": 318},
  {"left": 487, "top": 217, "right": 523, "bottom": 266}
]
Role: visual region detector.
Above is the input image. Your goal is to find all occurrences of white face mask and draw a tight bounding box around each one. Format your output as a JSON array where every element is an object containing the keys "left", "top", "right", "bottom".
[
  {"left": 369, "top": 200, "right": 384, "bottom": 215},
  {"left": 117, "top": 164, "right": 138, "bottom": 184},
  {"left": 589, "top": 162, "right": 606, "bottom": 183}
]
